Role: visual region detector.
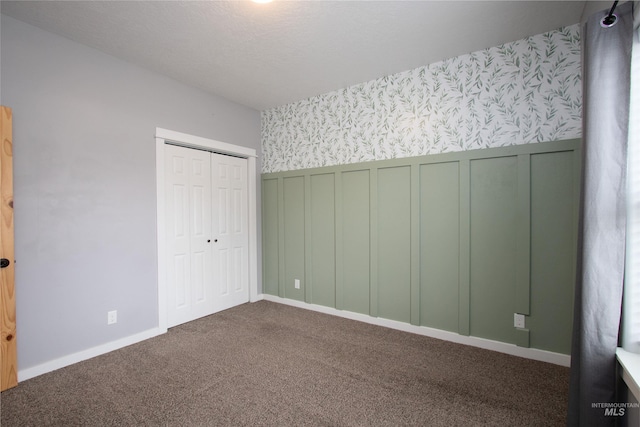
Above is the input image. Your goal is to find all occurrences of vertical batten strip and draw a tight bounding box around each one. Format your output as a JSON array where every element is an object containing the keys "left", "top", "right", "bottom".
[
  {"left": 335, "top": 172, "right": 344, "bottom": 310},
  {"left": 458, "top": 160, "right": 471, "bottom": 336},
  {"left": 410, "top": 163, "right": 420, "bottom": 326},
  {"left": 261, "top": 179, "right": 266, "bottom": 292},
  {"left": 516, "top": 154, "right": 531, "bottom": 316},
  {"left": 277, "top": 177, "right": 286, "bottom": 298},
  {"left": 304, "top": 176, "right": 312, "bottom": 303},
  {"left": 370, "top": 168, "right": 379, "bottom": 317}
]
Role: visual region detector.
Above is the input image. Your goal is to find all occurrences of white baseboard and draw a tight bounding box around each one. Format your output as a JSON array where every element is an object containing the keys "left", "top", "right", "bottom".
[
  {"left": 260, "top": 294, "right": 571, "bottom": 367},
  {"left": 250, "top": 293, "right": 265, "bottom": 303},
  {"left": 18, "top": 327, "right": 166, "bottom": 382},
  {"left": 17, "top": 295, "right": 569, "bottom": 382},
  {"left": 19, "top": 296, "right": 260, "bottom": 382}
]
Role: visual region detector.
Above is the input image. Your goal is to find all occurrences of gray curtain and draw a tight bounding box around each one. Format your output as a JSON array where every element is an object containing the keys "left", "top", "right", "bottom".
[{"left": 568, "top": 2, "right": 634, "bottom": 426}]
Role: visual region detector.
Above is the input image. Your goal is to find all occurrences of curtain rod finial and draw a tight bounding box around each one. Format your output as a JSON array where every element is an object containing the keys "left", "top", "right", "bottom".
[{"left": 601, "top": 0, "right": 619, "bottom": 28}]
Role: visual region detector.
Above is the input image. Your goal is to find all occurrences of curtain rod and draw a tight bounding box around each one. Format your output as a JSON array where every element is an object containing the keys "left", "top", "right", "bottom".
[{"left": 601, "top": 0, "right": 619, "bottom": 27}]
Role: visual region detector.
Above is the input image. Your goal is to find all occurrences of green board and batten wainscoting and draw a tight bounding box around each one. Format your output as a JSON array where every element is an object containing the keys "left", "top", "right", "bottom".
[{"left": 262, "top": 139, "right": 580, "bottom": 356}]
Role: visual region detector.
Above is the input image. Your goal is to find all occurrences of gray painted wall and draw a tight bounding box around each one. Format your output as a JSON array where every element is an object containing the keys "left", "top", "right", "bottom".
[{"left": 0, "top": 15, "right": 261, "bottom": 371}]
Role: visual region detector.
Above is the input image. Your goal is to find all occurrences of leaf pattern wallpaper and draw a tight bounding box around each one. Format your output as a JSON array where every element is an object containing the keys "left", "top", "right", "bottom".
[{"left": 262, "top": 25, "right": 581, "bottom": 173}]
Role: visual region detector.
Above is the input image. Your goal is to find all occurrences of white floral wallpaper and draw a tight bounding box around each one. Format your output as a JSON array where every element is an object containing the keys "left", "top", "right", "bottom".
[{"left": 262, "top": 25, "right": 581, "bottom": 173}]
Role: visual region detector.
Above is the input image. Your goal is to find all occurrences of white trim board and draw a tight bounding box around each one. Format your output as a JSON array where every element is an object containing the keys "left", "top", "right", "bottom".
[
  {"left": 18, "top": 327, "right": 164, "bottom": 382},
  {"left": 261, "top": 294, "right": 571, "bottom": 367},
  {"left": 155, "top": 128, "right": 260, "bottom": 332},
  {"left": 618, "top": 348, "right": 640, "bottom": 402},
  {"left": 156, "top": 128, "right": 257, "bottom": 159}
]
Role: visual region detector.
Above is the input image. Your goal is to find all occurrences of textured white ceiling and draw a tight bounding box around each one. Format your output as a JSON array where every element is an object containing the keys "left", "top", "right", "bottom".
[{"left": 1, "top": 1, "right": 595, "bottom": 111}]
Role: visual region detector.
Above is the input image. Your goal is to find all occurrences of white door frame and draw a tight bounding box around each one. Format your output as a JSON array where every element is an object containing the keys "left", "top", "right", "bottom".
[{"left": 155, "top": 127, "right": 258, "bottom": 332}]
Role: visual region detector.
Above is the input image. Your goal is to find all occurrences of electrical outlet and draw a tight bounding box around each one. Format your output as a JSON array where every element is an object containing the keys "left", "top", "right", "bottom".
[
  {"left": 107, "top": 310, "right": 117, "bottom": 325},
  {"left": 294, "top": 279, "right": 300, "bottom": 289},
  {"left": 514, "top": 313, "right": 525, "bottom": 329}
]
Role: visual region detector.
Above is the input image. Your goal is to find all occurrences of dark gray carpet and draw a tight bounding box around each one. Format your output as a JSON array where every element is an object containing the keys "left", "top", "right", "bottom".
[{"left": 1, "top": 301, "right": 569, "bottom": 426}]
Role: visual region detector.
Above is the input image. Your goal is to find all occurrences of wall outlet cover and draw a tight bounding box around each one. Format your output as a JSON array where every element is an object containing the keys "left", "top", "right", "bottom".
[
  {"left": 107, "top": 310, "right": 117, "bottom": 325},
  {"left": 294, "top": 279, "right": 300, "bottom": 289},
  {"left": 514, "top": 313, "right": 525, "bottom": 329}
]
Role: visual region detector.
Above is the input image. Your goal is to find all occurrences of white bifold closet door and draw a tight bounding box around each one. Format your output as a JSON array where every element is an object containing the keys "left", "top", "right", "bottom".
[{"left": 165, "top": 144, "right": 249, "bottom": 328}]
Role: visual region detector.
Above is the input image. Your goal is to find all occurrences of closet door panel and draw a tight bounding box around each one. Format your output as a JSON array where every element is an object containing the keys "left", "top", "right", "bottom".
[
  {"left": 165, "top": 145, "right": 213, "bottom": 327},
  {"left": 212, "top": 153, "right": 249, "bottom": 311}
]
